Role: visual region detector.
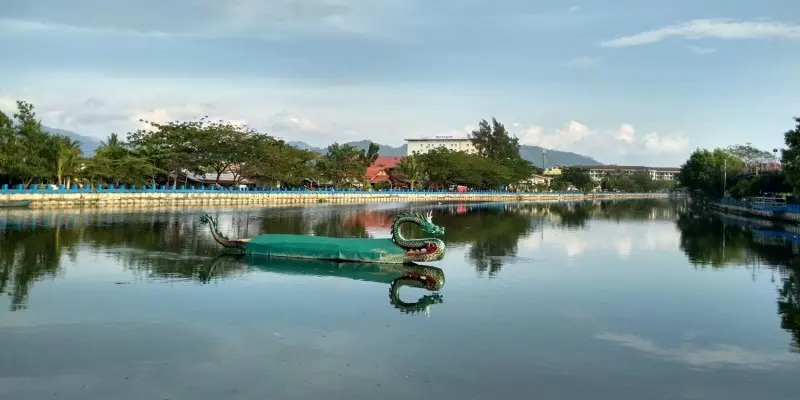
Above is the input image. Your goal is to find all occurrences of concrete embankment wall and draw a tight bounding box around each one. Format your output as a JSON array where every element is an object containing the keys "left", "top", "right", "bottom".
[{"left": 0, "top": 191, "right": 669, "bottom": 209}]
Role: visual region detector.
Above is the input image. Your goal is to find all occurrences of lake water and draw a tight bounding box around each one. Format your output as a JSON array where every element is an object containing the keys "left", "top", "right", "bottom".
[{"left": 1, "top": 199, "right": 799, "bottom": 399}]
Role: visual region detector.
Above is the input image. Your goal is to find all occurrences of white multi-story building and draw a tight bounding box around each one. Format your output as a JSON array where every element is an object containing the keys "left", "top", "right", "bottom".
[
  {"left": 571, "top": 165, "right": 680, "bottom": 181},
  {"left": 405, "top": 136, "right": 478, "bottom": 156}
]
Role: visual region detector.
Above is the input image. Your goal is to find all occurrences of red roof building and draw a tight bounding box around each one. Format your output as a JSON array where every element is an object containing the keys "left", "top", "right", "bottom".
[{"left": 365, "top": 156, "right": 405, "bottom": 185}]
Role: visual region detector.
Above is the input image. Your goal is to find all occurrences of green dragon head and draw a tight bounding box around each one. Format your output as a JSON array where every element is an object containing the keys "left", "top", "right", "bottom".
[{"left": 418, "top": 211, "right": 445, "bottom": 236}]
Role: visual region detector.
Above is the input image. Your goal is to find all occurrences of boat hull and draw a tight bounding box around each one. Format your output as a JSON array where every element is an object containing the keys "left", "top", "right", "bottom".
[
  {"left": 243, "top": 234, "right": 410, "bottom": 264},
  {"left": 0, "top": 200, "right": 32, "bottom": 209}
]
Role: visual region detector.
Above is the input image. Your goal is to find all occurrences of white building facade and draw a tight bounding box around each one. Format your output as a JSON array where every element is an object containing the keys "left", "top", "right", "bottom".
[
  {"left": 405, "top": 136, "right": 478, "bottom": 156},
  {"left": 570, "top": 165, "right": 680, "bottom": 182}
]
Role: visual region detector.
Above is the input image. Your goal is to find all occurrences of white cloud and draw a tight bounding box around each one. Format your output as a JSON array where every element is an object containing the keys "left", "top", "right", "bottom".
[
  {"left": 1, "top": 74, "right": 694, "bottom": 161},
  {"left": 518, "top": 120, "right": 591, "bottom": 149},
  {"left": 0, "top": 0, "right": 414, "bottom": 40},
  {"left": 687, "top": 45, "right": 718, "bottom": 55},
  {"left": 0, "top": 71, "right": 474, "bottom": 147},
  {"left": 600, "top": 18, "right": 800, "bottom": 48},
  {"left": 643, "top": 228, "right": 680, "bottom": 251},
  {"left": 518, "top": 218, "right": 680, "bottom": 260},
  {"left": 0, "top": 96, "right": 17, "bottom": 113},
  {"left": 565, "top": 57, "right": 601, "bottom": 68},
  {"left": 616, "top": 123, "right": 635, "bottom": 142},
  {"left": 516, "top": 120, "right": 689, "bottom": 160},
  {"left": 641, "top": 132, "right": 691, "bottom": 154},
  {"left": 568, "top": 6, "right": 579, "bottom": 12},
  {"left": 612, "top": 237, "right": 632, "bottom": 258},
  {"left": 596, "top": 332, "right": 799, "bottom": 370},
  {"left": 268, "top": 112, "right": 323, "bottom": 133},
  {"left": 565, "top": 239, "right": 589, "bottom": 258}
]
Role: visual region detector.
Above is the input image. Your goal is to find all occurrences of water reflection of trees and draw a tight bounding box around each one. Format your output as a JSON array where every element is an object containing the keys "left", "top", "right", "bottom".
[
  {"left": 0, "top": 200, "right": 676, "bottom": 310},
  {"left": 674, "top": 210, "right": 800, "bottom": 353},
  {"left": 0, "top": 224, "right": 79, "bottom": 310},
  {"left": 594, "top": 199, "right": 675, "bottom": 222},
  {"left": 547, "top": 203, "right": 594, "bottom": 228},
  {"left": 446, "top": 207, "right": 536, "bottom": 277},
  {"left": 0, "top": 211, "right": 253, "bottom": 310},
  {"left": 402, "top": 200, "right": 676, "bottom": 277},
  {"left": 313, "top": 213, "right": 368, "bottom": 238}
]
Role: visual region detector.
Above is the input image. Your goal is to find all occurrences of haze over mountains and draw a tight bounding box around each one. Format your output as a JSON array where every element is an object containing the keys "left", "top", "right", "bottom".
[
  {"left": 43, "top": 125, "right": 602, "bottom": 168},
  {"left": 43, "top": 126, "right": 103, "bottom": 155},
  {"left": 288, "top": 140, "right": 602, "bottom": 168}
]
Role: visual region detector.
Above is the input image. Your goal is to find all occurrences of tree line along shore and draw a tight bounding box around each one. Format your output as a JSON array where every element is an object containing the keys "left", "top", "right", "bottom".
[
  {"left": 3, "top": 100, "right": 677, "bottom": 195},
  {"left": 675, "top": 117, "right": 800, "bottom": 203}
]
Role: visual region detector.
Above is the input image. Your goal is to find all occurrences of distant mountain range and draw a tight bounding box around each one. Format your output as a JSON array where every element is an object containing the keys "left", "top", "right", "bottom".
[
  {"left": 40, "top": 126, "right": 603, "bottom": 168},
  {"left": 288, "top": 140, "right": 602, "bottom": 168},
  {"left": 43, "top": 125, "right": 103, "bottom": 155}
]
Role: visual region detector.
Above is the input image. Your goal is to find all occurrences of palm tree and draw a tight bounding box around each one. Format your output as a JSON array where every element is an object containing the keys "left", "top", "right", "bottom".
[
  {"left": 55, "top": 138, "right": 83, "bottom": 186},
  {"left": 396, "top": 155, "right": 426, "bottom": 190},
  {"left": 100, "top": 133, "right": 123, "bottom": 149}
]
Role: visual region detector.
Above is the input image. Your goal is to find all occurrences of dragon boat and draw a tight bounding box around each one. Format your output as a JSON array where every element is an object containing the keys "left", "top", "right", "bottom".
[
  {"left": 201, "top": 255, "right": 446, "bottom": 314},
  {"left": 199, "top": 211, "right": 446, "bottom": 264}
]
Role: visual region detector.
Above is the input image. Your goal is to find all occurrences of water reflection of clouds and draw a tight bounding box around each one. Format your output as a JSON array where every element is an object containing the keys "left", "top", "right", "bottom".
[
  {"left": 518, "top": 221, "right": 680, "bottom": 260},
  {"left": 0, "top": 313, "right": 453, "bottom": 399},
  {"left": 595, "top": 332, "right": 800, "bottom": 370}
]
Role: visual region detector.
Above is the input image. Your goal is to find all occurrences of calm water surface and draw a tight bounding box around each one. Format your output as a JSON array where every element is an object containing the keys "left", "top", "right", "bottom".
[{"left": 1, "top": 199, "right": 799, "bottom": 399}]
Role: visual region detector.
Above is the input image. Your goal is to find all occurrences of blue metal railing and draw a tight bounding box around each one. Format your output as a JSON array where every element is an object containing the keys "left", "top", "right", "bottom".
[{"left": 0, "top": 183, "right": 654, "bottom": 196}]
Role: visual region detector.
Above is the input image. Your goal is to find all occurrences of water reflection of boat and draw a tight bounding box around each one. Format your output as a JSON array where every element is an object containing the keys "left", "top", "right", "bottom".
[{"left": 202, "top": 255, "right": 446, "bottom": 315}]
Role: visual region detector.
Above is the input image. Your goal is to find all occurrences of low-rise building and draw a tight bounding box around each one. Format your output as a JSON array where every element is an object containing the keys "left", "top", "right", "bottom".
[
  {"left": 542, "top": 167, "right": 563, "bottom": 176},
  {"left": 529, "top": 174, "right": 553, "bottom": 185}
]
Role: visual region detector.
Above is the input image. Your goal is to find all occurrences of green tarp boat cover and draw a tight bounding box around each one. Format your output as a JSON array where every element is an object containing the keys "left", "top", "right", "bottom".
[{"left": 244, "top": 234, "right": 408, "bottom": 264}]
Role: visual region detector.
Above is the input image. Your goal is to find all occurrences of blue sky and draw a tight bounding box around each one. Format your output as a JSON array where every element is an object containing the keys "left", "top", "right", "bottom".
[{"left": 0, "top": 0, "right": 798, "bottom": 166}]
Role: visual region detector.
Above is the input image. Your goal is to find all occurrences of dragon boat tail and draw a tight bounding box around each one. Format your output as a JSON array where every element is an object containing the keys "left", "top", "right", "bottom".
[{"left": 199, "top": 211, "right": 447, "bottom": 264}]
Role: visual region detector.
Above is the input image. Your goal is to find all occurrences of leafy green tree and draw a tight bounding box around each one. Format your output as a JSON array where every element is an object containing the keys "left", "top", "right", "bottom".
[
  {"left": 677, "top": 148, "right": 744, "bottom": 200},
  {"left": 781, "top": 117, "right": 800, "bottom": 195},
  {"left": 469, "top": 118, "right": 521, "bottom": 160},
  {"left": 629, "top": 171, "right": 655, "bottom": 192},
  {"left": 128, "top": 119, "right": 202, "bottom": 187},
  {"left": 549, "top": 176, "right": 569, "bottom": 191},
  {"left": 242, "top": 137, "right": 319, "bottom": 187},
  {"left": 317, "top": 143, "right": 366, "bottom": 188},
  {"left": 396, "top": 154, "right": 426, "bottom": 190},
  {"left": 469, "top": 117, "right": 536, "bottom": 187},
  {"left": 725, "top": 143, "right": 777, "bottom": 173},
  {"left": 82, "top": 133, "right": 162, "bottom": 187},
  {"left": 728, "top": 171, "right": 792, "bottom": 199},
  {"left": 600, "top": 170, "right": 634, "bottom": 192},
  {"left": 359, "top": 142, "right": 380, "bottom": 187},
  {"left": 417, "top": 148, "right": 511, "bottom": 190},
  {"left": 0, "top": 110, "right": 12, "bottom": 178},
  {"left": 557, "top": 167, "right": 594, "bottom": 192},
  {"left": 2, "top": 101, "right": 53, "bottom": 186},
  {"left": 192, "top": 119, "right": 255, "bottom": 185}
]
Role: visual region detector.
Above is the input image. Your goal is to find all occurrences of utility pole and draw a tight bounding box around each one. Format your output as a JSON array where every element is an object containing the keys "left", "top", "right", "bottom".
[
  {"left": 723, "top": 158, "right": 727, "bottom": 196},
  {"left": 542, "top": 148, "right": 546, "bottom": 170}
]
